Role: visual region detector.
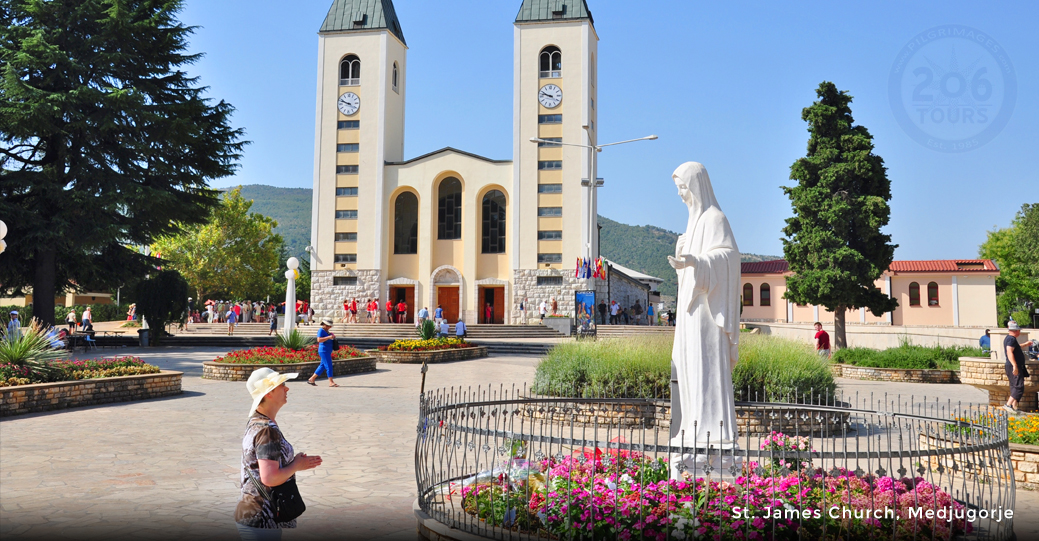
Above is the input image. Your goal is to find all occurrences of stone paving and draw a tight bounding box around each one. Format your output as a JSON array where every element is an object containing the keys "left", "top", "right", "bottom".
[{"left": 2, "top": 347, "right": 1038, "bottom": 540}]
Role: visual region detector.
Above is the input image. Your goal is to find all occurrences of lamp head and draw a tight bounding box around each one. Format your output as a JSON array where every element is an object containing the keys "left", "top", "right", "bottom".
[
  {"left": 286, "top": 257, "right": 299, "bottom": 270},
  {"left": 647, "top": 135, "right": 658, "bottom": 140}
]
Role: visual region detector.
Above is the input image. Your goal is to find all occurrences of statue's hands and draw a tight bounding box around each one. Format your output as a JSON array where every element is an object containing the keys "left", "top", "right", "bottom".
[{"left": 668, "top": 255, "right": 695, "bottom": 270}]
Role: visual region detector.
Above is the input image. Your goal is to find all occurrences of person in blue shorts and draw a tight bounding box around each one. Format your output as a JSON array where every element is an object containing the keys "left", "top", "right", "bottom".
[{"left": 307, "top": 318, "right": 338, "bottom": 387}]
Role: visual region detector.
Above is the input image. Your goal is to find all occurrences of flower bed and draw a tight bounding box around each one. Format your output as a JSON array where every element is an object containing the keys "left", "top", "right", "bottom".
[
  {"left": 830, "top": 364, "right": 959, "bottom": 384},
  {"left": 369, "top": 345, "right": 488, "bottom": 364},
  {"left": 378, "top": 337, "right": 476, "bottom": 352},
  {"left": 212, "top": 344, "right": 364, "bottom": 364},
  {"left": 203, "top": 345, "right": 375, "bottom": 381},
  {"left": 0, "top": 357, "right": 160, "bottom": 387},
  {"left": 1, "top": 371, "right": 182, "bottom": 416},
  {"left": 455, "top": 436, "right": 971, "bottom": 540}
]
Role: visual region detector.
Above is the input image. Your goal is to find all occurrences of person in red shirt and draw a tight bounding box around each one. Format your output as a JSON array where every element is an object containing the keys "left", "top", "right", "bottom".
[
  {"left": 386, "top": 299, "right": 394, "bottom": 324},
  {"left": 342, "top": 299, "right": 350, "bottom": 323},
  {"left": 813, "top": 322, "right": 831, "bottom": 358},
  {"left": 349, "top": 298, "right": 358, "bottom": 324},
  {"left": 484, "top": 303, "right": 494, "bottom": 324},
  {"left": 396, "top": 300, "right": 407, "bottom": 324}
]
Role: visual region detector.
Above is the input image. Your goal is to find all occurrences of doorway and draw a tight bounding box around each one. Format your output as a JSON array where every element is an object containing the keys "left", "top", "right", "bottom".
[
  {"left": 437, "top": 286, "right": 460, "bottom": 324},
  {"left": 390, "top": 286, "right": 415, "bottom": 324},
  {"left": 478, "top": 286, "right": 504, "bottom": 324}
]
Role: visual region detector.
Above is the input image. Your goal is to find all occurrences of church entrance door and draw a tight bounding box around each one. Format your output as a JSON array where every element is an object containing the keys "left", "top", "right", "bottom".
[
  {"left": 390, "top": 286, "right": 415, "bottom": 324},
  {"left": 437, "top": 286, "right": 459, "bottom": 324},
  {"left": 478, "top": 286, "right": 504, "bottom": 324}
]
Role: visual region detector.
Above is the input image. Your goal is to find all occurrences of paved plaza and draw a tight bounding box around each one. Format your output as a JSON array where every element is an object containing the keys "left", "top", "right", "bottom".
[{"left": 2, "top": 347, "right": 1039, "bottom": 540}]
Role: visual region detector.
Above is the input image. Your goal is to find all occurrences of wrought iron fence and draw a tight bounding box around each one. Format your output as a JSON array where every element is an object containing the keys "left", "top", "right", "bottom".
[{"left": 415, "top": 385, "right": 1014, "bottom": 540}]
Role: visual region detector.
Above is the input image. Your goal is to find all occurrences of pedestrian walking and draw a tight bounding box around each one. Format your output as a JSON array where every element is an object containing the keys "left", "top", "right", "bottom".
[
  {"left": 434, "top": 305, "right": 444, "bottom": 325},
  {"left": 484, "top": 303, "right": 493, "bottom": 324},
  {"left": 813, "top": 322, "right": 831, "bottom": 358},
  {"left": 539, "top": 300, "right": 547, "bottom": 323},
  {"left": 227, "top": 308, "right": 238, "bottom": 335},
  {"left": 396, "top": 300, "right": 407, "bottom": 324},
  {"left": 610, "top": 301, "right": 620, "bottom": 325},
  {"left": 387, "top": 299, "right": 395, "bottom": 324},
  {"left": 455, "top": 318, "right": 467, "bottom": 339},
  {"left": 633, "top": 301, "right": 643, "bottom": 325},
  {"left": 647, "top": 302, "right": 655, "bottom": 326},
  {"left": 519, "top": 298, "right": 527, "bottom": 324},
  {"left": 66, "top": 309, "right": 78, "bottom": 333},
  {"left": 1004, "top": 321, "right": 1029, "bottom": 413},
  {"left": 307, "top": 317, "right": 339, "bottom": 387},
  {"left": 6, "top": 310, "right": 22, "bottom": 340},
  {"left": 349, "top": 298, "right": 358, "bottom": 324},
  {"left": 597, "top": 300, "right": 607, "bottom": 326},
  {"left": 418, "top": 306, "right": 429, "bottom": 327},
  {"left": 235, "top": 367, "right": 322, "bottom": 538},
  {"left": 268, "top": 308, "right": 278, "bottom": 336}
]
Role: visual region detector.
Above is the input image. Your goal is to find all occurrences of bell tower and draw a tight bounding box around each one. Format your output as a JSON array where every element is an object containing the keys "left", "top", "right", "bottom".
[
  {"left": 512, "top": 1, "right": 598, "bottom": 272},
  {"left": 311, "top": 0, "right": 407, "bottom": 316}
]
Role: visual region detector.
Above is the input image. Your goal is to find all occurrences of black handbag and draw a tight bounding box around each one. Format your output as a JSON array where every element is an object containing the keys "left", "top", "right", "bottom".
[
  {"left": 246, "top": 469, "right": 306, "bottom": 523},
  {"left": 331, "top": 337, "right": 340, "bottom": 351}
]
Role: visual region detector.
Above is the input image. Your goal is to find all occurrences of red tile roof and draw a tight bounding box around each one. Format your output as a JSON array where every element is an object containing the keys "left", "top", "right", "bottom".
[
  {"left": 887, "top": 260, "right": 999, "bottom": 273},
  {"left": 741, "top": 260, "right": 789, "bottom": 274},
  {"left": 740, "top": 259, "right": 998, "bottom": 275}
]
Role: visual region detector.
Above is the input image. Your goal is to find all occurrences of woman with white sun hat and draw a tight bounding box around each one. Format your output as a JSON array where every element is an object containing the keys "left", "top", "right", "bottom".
[{"left": 234, "top": 368, "right": 322, "bottom": 539}]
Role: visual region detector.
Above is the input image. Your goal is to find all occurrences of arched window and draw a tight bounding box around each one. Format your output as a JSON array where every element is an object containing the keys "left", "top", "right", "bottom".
[
  {"left": 393, "top": 192, "right": 418, "bottom": 254},
  {"left": 340, "top": 55, "right": 360, "bottom": 86},
  {"left": 437, "top": 177, "right": 462, "bottom": 240},
  {"left": 927, "top": 282, "right": 939, "bottom": 306},
  {"left": 539, "top": 46, "right": 561, "bottom": 78},
  {"left": 481, "top": 190, "right": 506, "bottom": 254},
  {"left": 908, "top": 282, "right": 920, "bottom": 306},
  {"left": 392, "top": 62, "right": 399, "bottom": 92},
  {"left": 742, "top": 284, "right": 754, "bottom": 306},
  {"left": 760, "top": 283, "right": 771, "bottom": 307}
]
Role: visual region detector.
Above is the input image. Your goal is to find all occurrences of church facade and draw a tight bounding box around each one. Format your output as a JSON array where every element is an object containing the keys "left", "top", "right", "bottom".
[{"left": 309, "top": 0, "right": 602, "bottom": 323}]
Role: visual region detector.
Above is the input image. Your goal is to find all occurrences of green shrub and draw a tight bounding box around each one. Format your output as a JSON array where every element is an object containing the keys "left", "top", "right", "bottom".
[
  {"left": 417, "top": 319, "right": 438, "bottom": 340},
  {"left": 274, "top": 329, "right": 315, "bottom": 351},
  {"left": 832, "top": 344, "right": 986, "bottom": 371},
  {"left": 533, "top": 334, "right": 835, "bottom": 402}
]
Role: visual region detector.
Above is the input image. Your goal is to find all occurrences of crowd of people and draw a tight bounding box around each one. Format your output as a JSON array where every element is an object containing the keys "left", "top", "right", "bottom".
[{"left": 594, "top": 299, "right": 673, "bottom": 326}]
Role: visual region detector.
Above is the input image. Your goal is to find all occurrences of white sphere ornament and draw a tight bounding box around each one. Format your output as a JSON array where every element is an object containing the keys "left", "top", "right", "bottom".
[
  {"left": 0, "top": 220, "right": 7, "bottom": 240},
  {"left": 287, "top": 257, "right": 300, "bottom": 270},
  {"left": 284, "top": 269, "right": 296, "bottom": 280}
]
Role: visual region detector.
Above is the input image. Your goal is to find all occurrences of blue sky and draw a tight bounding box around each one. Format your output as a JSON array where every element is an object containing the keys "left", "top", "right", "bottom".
[{"left": 178, "top": 0, "right": 1037, "bottom": 260}]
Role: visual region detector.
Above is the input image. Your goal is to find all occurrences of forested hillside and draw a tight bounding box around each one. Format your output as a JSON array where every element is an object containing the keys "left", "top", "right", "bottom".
[
  {"left": 599, "top": 216, "right": 778, "bottom": 297},
  {"left": 235, "top": 185, "right": 312, "bottom": 258},
  {"left": 231, "top": 185, "right": 779, "bottom": 295}
]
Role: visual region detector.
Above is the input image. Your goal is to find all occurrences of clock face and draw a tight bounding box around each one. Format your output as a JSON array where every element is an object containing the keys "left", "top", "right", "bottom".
[
  {"left": 337, "top": 92, "right": 360, "bottom": 116},
  {"left": 538, "top": 84, "right": 562, "bottom": 108}
]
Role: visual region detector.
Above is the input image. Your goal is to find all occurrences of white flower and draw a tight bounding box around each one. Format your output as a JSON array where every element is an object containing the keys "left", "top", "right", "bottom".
[{"left": 672, "top": 530, "right": 686, "bottom": 540}]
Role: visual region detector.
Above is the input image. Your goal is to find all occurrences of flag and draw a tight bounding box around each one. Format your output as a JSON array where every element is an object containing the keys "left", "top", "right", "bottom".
[{"left": 576, "top": 258, "right": 581, "bottom": 278}]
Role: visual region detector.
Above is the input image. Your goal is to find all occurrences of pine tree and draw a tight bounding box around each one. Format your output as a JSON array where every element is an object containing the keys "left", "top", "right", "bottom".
[
  {"left": 782, "top": 82, "right": 898, "bottom": 349},
  {"left": 0, "top": 0, "right": 246, "bottom": 325}
]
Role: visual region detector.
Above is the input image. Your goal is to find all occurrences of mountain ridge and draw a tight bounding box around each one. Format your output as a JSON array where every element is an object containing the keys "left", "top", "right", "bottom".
[{"left": 233, "top": 184, "right": 779, "bottom": 297}]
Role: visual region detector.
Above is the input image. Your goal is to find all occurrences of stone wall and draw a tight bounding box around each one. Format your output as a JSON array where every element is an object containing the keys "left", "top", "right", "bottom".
[
  {"left": 959, "top": 357, "right": 1039, "bottom": 412},
  {"left": 1011, "top": 443, "right": 1039, "bottom": 489},
  {"left": 201, "top": 357, "right": 376, "bottom": 381},
  {"left": 518, "top": 399, "right": 849, "bottom": 436},
  {"left": 1, "top": 371, "right": 183, "bottom": 417},
  {"left": 310, "top": 269, "right": 382, "bottom": 320},
  {"left": 368, "top": 346, "right": 488, "bottom": 364},
  {"left": 595, "top": 266, "right": 651, "bottom": 323},
  {"left": 512, "top": 270, "right": 592, "bottom": 322},
  {"left": 747, "top": 322, "right": 1003, "bottom": 349},
  {"left": 831, "top": 364, "right": 960, "bottom": 383}
]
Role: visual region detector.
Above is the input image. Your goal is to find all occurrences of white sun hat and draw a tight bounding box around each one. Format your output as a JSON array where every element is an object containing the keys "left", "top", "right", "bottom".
[{"left": 246, "top": 367, "right": 298, "bottom": 417}]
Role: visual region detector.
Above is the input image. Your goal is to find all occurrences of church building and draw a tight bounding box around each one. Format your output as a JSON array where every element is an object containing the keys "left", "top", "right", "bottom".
[{"left": 309, "top": 0, "right": 602, "bottom": 323}]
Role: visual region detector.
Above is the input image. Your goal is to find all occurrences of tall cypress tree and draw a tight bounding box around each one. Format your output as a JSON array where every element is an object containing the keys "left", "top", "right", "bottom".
[
  {"left": 782, "top": 82, "right": 898, "bottom": 349},
  {"left": 0, "top": 0, "right": 245, "bottom": 325}
]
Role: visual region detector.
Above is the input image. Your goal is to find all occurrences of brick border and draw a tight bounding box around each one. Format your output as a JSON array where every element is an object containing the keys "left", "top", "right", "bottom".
[
  {"left": 0, "top": 371, "right": 183, "bottom": 417},
  {"left": 201, "top": 357, "right": 376, "bottom": 381},
  {"left": 367, "top": 347, "right": 488, "bottom": 364},
  {"left": 830, "top": 363, "right": 959, "bottom": 383}
]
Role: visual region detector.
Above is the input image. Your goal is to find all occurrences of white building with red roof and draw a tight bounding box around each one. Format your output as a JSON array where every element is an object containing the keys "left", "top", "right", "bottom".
[{"left": 740, "top": 259, "right": 999, "bottom": 327}]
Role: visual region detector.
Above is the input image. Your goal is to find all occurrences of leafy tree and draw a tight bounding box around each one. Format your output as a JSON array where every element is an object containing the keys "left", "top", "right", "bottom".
[
  {"left": 153, "top": 187, "right": 284, "bottom": 301},
  {"left": 135, "top": 270, "right": 188, "bottom": 346},
  {"left": 781, "top": 82, "right": 898, "bottom": 349},
  {"left": 0, "top": 0, "right": 245, "bottom": 326},
  {"left": 979, "top": 203, "right": 1039, "bottom": 327}
]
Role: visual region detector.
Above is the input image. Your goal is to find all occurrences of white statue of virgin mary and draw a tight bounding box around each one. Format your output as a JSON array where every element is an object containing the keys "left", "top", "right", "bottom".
[{"left": 667, "top": 162, "right": 742, "bottom": 477}]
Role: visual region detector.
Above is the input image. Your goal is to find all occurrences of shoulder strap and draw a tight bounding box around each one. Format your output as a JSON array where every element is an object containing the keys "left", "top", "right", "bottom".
[{"left": 245, "top": 468, "right": 271, "bottom": 500}]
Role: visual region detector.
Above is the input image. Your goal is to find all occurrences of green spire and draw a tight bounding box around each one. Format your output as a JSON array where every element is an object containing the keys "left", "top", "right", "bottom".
[
  {"left": 515, "top": 0, "right": 594, "bottom": 24},
  {"left": 319, "top": 0, "right": 406, "bottom": 45}
]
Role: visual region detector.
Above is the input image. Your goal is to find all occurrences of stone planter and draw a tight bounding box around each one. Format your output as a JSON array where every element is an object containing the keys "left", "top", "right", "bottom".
[
  {"left": 518, "top": 399, "right": 850, "bottom": 436},
  {"left": 201, "top": 357, "right": 376, "bottom": 381},
  {"left": 1010, "top": 442, "right": 1039, "bottom": 489},
  {"left": 0, "top": 371, "right": 183, "bottom": 417},
  {"left": 367, "top": 347, "right": 488, "bottom": 364},
  {"left": 543, "top": 317, "right": 572, "bottom": 336},
  {"left": 830, "top": 363, "right": 959, "bottom": 383},
  {"left": 959, "top": 356, "right": 1039, "bottom": 412}
]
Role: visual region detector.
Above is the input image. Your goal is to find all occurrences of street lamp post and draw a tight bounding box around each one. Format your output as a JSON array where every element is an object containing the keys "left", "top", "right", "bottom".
[
  {"left": 528, "top": 134, "right": 657, "bottom": 261},
  {"left": 284, "top": 257, "right": 299, "bottom": 337}
]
